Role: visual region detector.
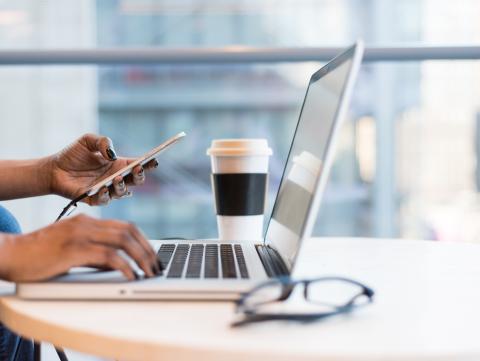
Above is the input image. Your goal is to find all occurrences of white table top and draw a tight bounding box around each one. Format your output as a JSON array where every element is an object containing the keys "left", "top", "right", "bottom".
[{"left": 1, "top": 237, "right": 480, "bottom": 361}]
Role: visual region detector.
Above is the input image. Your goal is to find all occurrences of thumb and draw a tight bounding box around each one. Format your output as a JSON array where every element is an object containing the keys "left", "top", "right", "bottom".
[{"left": 81, "top": 133, "right": 117, "bottom": 161}]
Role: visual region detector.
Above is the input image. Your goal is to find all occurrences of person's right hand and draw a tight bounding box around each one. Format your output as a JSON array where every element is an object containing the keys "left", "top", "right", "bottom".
[{"left": 0, "top": 214, "right": 160, "bottom": 282}]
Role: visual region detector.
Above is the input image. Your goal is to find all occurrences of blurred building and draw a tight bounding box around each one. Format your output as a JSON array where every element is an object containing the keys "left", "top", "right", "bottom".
[
  {"left": 3, "top": 0, "right": 480, "bottom": 243},
  {"left": 96, "top": 0, "right": 421, "bottom": 239}
]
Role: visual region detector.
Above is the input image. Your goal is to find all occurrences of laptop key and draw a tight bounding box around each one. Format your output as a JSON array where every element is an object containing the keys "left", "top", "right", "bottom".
[
  {"left": 167, "top": 244, "right": 189, "bottom": 278},
  {"left": 220, "top": 244, "right": 237, "bottom": 279},
  {"left": 204, "top": 244, "right": 219, "bottom": 278},
  {"left": 157, "top": 244, "right": 176, "bottom": 269},
  {"left": 186, "top": 244, "right": 204, "bottom": 278},
  {"left": 234, "top": 245, "right": 249, "bottom": 279}
]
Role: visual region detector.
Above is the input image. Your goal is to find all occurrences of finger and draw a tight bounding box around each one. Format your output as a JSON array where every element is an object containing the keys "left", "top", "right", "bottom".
[
  {"left": 86, "top": 187, "right": 110, "bottom": 206},
  {"left": 126, "top": 222, "right": 160, "bottom": 271},
  {"left": 110, "top": 189, "right": 133, "bottom": 200},
  {"left": 112, "top": 176, "right": 127, "bottom": 197},
  {"left": 119, "top": 162, "right": 148, "bottom": 187},
  {"left": 120, "top": 190, "right": 133, "bottom": 199},
  {"left": 132, "top": 165, "right": 145, "bottom": 186},
  {"left": 80, "top": 133, "right": 117, "bottom": 161},
  {"left": 105, "top": 220, "right": 158, "bottom": 273},
  {"left": 91, "top": 220, "right": 157, "bottom": 277},
  {"left": 108, "top": 182, "right": 132, "bottom": 200},
  {"left": 143, "top": 158, "right": 159, "bottom": 171},
  {"left": 113, "top": 220, "right": 158, "bottom": 274},
  {"left": 83, "top": 244, "right": 137, "bottom": 281}
]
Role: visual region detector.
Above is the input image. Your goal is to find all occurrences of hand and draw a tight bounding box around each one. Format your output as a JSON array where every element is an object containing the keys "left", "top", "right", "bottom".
[
  {"left": 0, "top": 214, "right": 161, "bottom": 282},
  {"left": 49, "top": 133, "right": 158, "bottom": 205}
]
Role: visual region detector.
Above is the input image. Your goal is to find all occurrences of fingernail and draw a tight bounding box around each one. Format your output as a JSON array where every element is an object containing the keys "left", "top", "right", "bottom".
[
  {"left": 118, "top": 180, "right": 125, "bottom": 191},
  {"left": 151, "top": 265, "right": 159, "bottom": 277},
  {"left": 100, "top": 189, "right": 110, "bottom": 202},
  {"left": 123, "top": 191, "right": 132, "bottom": 198},
  {"left": 106, "top": 147, "right": 117, "bottom": 161}
]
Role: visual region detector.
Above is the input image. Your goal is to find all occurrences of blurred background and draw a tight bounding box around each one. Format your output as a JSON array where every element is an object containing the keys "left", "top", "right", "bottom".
[{"left": 1, "top": 0, "right": 480, "bottom": 243}]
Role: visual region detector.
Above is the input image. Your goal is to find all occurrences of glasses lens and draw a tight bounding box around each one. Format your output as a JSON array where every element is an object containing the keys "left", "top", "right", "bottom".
[
  {"left": 306, "top": 279, "right": 369, "bottom": 307},
  {"left": 242, "top": 280, "right": 285, "bottom": 309}
]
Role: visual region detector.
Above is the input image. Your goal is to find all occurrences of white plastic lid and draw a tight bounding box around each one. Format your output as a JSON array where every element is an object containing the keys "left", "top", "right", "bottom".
[
  {"left": 207, "top": 139, "right": 273, "bottom": 157},
  {"left": 292, "top": 151, "right": 322, "bottom": 176}
]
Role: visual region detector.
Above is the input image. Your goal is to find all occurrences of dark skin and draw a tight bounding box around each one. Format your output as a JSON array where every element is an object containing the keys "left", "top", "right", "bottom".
[
  {"left": 50, "top": 133, "right": 156, "bottom": 205},
  {"left": 0, "top": 133, "right": 160, "bottom": 282}
]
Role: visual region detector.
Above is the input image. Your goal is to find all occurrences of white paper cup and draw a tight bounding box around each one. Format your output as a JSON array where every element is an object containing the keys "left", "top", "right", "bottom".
[{"left": 207, "top": 139, "right": 272, "bottom": 240}]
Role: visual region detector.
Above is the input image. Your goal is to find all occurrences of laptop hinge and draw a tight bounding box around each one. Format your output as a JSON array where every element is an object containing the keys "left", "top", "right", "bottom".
[{"left": 255, "top": 244, "right": 290, "bottom": 278}]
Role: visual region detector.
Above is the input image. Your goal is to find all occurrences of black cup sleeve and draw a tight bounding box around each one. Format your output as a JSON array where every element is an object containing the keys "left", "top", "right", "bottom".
[{"left": 212, "top": 173, "right": 267, "bottom": 216}]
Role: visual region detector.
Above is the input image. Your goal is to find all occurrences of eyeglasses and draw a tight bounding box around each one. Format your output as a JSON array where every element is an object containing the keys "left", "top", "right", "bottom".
[{"left": 232, "top": 276, "right": 374, "bottom": 327}]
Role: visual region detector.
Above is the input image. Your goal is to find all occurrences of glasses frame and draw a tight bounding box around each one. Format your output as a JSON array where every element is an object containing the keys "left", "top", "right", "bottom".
[{"left": 233, "top": 276, "right": 374, "bottom": 327}]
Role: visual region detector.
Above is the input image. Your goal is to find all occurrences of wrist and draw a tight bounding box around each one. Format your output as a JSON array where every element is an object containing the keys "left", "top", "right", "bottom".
[{"left": 41, "top": 154, "right": 56, "bottom": 195}]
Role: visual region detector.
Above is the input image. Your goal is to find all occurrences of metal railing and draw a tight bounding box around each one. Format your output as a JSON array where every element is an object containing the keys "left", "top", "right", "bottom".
[
  {"left": 1, "top": 45, "right": 477, "bottom": 239},
  {"left": 0, "top": 46, "right": 479, "bottom": 65}
]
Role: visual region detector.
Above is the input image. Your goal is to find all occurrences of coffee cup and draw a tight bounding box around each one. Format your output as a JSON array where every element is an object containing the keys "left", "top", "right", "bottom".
[{"left": 207, "top": 139, "right": 272, "bottom": 240}]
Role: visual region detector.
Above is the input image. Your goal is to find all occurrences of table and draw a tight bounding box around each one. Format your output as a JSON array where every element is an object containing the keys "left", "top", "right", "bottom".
[{"left": 1, "top": 237, "right": 480, "bottom": 361}]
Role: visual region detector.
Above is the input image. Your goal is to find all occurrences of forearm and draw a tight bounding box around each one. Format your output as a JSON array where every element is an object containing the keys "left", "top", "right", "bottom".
[
  {"left": 0, "top": 233, "right": 15, "bottom": 281},
  {"left": 0, "top": 157, "right": 53, "bottom": 200}
]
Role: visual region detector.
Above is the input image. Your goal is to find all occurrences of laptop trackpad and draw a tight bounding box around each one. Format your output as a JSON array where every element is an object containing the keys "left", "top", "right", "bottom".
[{"left": 51, "top": 268, "right": 128, "bottom": 283}]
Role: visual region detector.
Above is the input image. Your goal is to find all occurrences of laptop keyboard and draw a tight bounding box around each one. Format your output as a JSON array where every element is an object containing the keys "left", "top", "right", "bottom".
[
  {"left": 186, "top": 244, "right": 203, "bottom": 278},
  {"left": 167, "top": 244, "right": 189, "bottom": 278},
  {"left": 220, "top": 244, "right": 236, "bottom": 278},
  {"left": 157, "top": 243, "right": 249, "bottom": 279},
  {"left": 204, "top": 244, "right": 219, "bottom": 278},
  {"left": 157, "top": 244, "right": 175, "bottom": 266},
  {"left": 234, "top": 245, "right": 249, "bottom": 278}
]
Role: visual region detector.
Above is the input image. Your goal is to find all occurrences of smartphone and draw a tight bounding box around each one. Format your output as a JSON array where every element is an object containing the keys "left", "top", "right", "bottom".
[{"left": 86, "top": 131, "right": 186, "bottom": 196}]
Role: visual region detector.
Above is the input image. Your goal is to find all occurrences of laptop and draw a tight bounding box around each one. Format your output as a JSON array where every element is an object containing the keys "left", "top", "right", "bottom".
[{"left": 17, "top": 41, "right": 364, "bottom": 300}]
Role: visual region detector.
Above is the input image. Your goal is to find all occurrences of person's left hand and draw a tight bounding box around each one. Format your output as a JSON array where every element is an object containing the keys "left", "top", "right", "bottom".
[{"left": 48, "top": 133, "right": 158, "bottom": 206}]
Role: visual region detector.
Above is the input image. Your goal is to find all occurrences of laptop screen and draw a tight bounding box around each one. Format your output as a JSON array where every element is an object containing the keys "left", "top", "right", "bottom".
[{"left": 265, "top": 45, "right": 359, "bottom": 269}]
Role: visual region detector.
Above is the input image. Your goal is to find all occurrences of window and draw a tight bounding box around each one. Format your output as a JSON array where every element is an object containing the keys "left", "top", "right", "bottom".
[{"left": 1, "top": 0, "right": 480, "bottom": 243}]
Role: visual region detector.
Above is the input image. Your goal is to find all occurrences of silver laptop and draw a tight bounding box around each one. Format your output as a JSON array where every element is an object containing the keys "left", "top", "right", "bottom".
[{"left": 17, "top": 41, "right": 364, "bottom": 300}]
